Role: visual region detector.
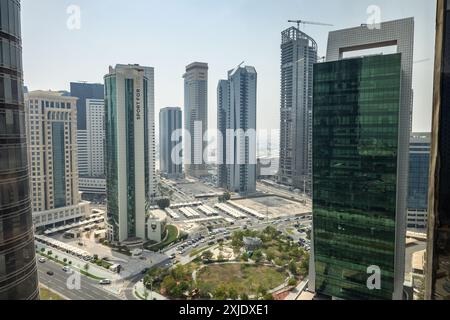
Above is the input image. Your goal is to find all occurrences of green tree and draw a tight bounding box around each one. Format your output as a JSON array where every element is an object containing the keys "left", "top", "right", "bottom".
[
  {"left": 84, "top": 263, "right": 90, "bottom": 272},
  {"left": 266, "top": 251, "right": 275, "bottom": 262},
  {"left": 241, "top": 252, "right": 249, "bottom": 262},
  {"left": 288, "top": 261, "right": 298, "bottom": 275},
  {"left": 218, "top": 192, "right": 231, "bottom": 203},
  {"left": 213, "top": 284, "right": 229, "bottom": 300},
  {"left": 240, "top": 292, "right": 249, "bottom": 300},
  {"left": 63, "top": 258, "right": 67, "bottom": 264},
  {"left": 288, "top": 278, "right": 297, "bottom": 287},
  {"left": 157, "top": 198, "right": 171, "bottom": 210},
  {"left": 201, "top": 250, "right": 214, "bottom": 261},
  {"left": 253, "top": 250, "right": 263, "bottom": 263},
  {"left": 161, "top": 276, "right": 177, "bottom": 296}
]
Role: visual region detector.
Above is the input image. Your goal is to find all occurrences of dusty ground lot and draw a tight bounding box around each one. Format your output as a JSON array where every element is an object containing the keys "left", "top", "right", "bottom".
[{"left": 233, "top": 196, "right": 311, "bottom": 218}]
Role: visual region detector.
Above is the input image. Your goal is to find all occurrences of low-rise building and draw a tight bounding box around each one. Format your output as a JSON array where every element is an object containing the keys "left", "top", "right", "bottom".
[{"left": 146, "top": 210, "right": 168, "bottom": 243}]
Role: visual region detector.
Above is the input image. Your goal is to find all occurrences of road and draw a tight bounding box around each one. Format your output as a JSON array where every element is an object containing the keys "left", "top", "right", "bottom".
[{"left": 38, "top": 259, "right": 121, "bottom": 300}]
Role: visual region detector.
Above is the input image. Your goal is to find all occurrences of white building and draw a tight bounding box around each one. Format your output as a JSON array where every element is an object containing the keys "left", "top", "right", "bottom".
[
  {"left": 146, "top": 210, "right": 168, "bottom": 243},
  {"left": 25, "top": 90, "right": 90, "bottom": 229},
  {"left": 86, "top": 99, "right": 105, "bottom": 177},
  {"left": 78, "top": 177, "right": 107, "bottom": 194},
  {"left": 183, "top": 62, "right": 209, "bottom": 178},
  {"left": 78, "top": 99, "right": 106, "bottom": 194},
  {"left": 217, "top": 65, "right": 257, "bottom": 195},
  {"left": 104, "top": 64, "right": 157, "bottom": 243}
]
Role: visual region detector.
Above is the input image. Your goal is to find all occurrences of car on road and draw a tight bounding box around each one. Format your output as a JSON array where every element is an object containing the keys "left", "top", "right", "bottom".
[
  {"left": 38, "top": 258, "right": 46, "bottom": 263},
  {"left": 46, "top": 271, "right": 54, "bottom": 276},
  {"left": 62, "top": 266, "right": 70, "bottom": 272},
  {"left": 99, "top": 279, "right": 112, "bottom": 285}
]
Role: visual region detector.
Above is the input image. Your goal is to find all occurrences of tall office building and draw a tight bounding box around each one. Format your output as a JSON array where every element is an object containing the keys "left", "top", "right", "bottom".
[
  {"left": 407, "top": 133, "right": 431, "bottom": 230},
  {"left": 104, "top": 64, "right": 157, "bottom": 243},
  {"left": 159, "top": 107, "right": 183, "bottom": 179},
  {"left": 278, "top": 27, "right": 317, "bottom": 195},
  {"left": 70, "top": 82, "right": 104, "bottom": 177},
  {"left": 183, "top": 62, "right": 208, "bottom": 178},
  {"left": 0, "top": 0, "right": 39, "bottom": 300},
  {"left": 217, "top": 65, "right": 257, "bottom": 195},
  {"left": 25, "top": 91, "right": 90, "bottom": 229},
  {"left": 425, "top": 0, "right": 450, "bottom": 300},
  {"left": 86, "top": 99, "right": 105, "bottom": 177},
  {"left": 310, "top": 18, "right": 414, "bottom": 300}
]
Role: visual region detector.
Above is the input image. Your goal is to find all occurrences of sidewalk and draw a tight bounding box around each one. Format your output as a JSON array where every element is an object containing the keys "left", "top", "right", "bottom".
[
  {"left": 134, "top": 280, "right": 168, "bottom": 300},
  {"left": 284, "top": 278, "right": 309, "bottom": 300}
]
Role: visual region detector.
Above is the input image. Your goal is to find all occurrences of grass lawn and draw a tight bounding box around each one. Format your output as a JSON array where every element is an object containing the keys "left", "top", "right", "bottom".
[
  {"left": 39, "top": 287, "right": 65, "bottom": 300},
  {"left": 196, "top": 264, "right": 286, "bottom": 296},
  {"left": 148, "top": 225, "right": 179, "bottom": 252}
]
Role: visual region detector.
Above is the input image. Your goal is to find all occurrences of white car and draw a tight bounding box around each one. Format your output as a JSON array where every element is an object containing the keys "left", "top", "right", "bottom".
[
  {"left": 38, "top": 258, "right": 46, "bottom": 263},
  {"left": 99, "top": 279, "right": 112, "bottom": 285},
  {"left": 62, "top": 266, "right": 70, "bottom": 272}
]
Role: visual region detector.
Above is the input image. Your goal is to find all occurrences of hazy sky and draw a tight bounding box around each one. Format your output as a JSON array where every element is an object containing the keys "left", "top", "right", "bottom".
[{"left": 22, "top": 0, "right": 437, "bottom": 133}]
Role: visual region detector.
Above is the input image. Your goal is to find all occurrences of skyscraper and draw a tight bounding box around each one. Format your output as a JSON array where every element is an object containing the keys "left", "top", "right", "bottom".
[
  {"left": 0, "top": 0, "right": 39, "bottom": 300},
  {"left": 183, "top": 62, "right": 208, "bottom": 178},
  {"left": 70, "top": 82, "right": 104, "bottom": 177},
  {"left": 217, "top": 65, "right": 257, "bottom": 196},
  {"left": 104, "top": 64, "right": 156, "bottom": 243},
  {"left": 310, "top": 18, "right": 414, "bottom": 300},
  {"left": 425, "top": 0, "right": 450, "bottom": 300},
  {"left": 407, "top": 133, "right": 431, "bottom": 230},
  {"left": 25, "top": 91, "right": 90, "bottom": 229},
  {"left": 159, "top": 107, "right": 183, "bottom": 179},
  {"left": 278, "top": 27, "right": 317, "bottom": 195},
  {"left": 85, "top": 99, "right": 105, "bottom": 178}
]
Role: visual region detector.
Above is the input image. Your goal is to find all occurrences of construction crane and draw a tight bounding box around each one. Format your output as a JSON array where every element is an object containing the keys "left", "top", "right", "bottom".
[{"left": 288, "top": 19, "right": 333, "bottom": 30}]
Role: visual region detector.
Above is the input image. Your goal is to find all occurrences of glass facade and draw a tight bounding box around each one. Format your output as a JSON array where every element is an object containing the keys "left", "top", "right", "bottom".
[
  {"left": 408, "top": 140, "right": 430, "bottom": 211},
  {"left": 70, "top": 82, "right": 104, "bottom": 131},
  {"left": 312, "top": 53, "right": 402, "bottom": 300},
  {"left": 125, "top": 79, "right": 135, "bottom": 238},
  {"left": 104, "top": 75, "right": 119, "bottom": 242},
  {"left": 0, "top": 0, "right": 39, "bottom": 300},
  {"left": 52, "top": 122, "right": 66, "bottom": 208}
]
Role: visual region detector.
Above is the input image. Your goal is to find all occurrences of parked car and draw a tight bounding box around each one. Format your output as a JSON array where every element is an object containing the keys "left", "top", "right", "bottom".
[
  {"left": 99, "top": 279, "right": 112, "bottom": 285},
  {"left": 38, "top": 258, "right": 46, "bottom": 263},
  {"left": 62, "top": 266, "right": 70, "bottom": 272},
  {"left": 46, "top": 271, "right": 54, "bottom": 276}
]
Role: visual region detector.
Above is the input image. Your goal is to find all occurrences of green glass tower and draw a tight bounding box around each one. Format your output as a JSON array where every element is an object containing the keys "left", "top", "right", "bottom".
[{"left": 312, "top": 53, "right": 402, "bottom": 300}]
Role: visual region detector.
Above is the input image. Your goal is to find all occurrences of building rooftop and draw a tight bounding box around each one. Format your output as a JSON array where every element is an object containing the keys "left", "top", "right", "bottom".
[
  {"left": 26, "top": 90, "right": 78, "bottom": 101},
  {"left": 185, "top": 62, "right": 208, "bottom": 71}
]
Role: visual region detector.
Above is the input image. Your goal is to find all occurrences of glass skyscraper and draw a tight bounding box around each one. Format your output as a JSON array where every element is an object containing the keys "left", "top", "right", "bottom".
[
  {"left": 312, "top": 54, "right": 403, "bottom": 300},
  {"left": 217, "top": 65, "right": 257, "bottom": 196},
  {"left": 0, "top": 0, "right": 39, "bottom": 300},
  {"left": 407, "top": 133, "right": 430, "bottom": 230},
  {"left": 104, "top": 64, "right": 156, "bottom": 243},
  {"left": 425, "top": 0, "right": 450, "bottom": 300},
  {"left": 159, "top": 107, "right": 183, "bottom": 179}
]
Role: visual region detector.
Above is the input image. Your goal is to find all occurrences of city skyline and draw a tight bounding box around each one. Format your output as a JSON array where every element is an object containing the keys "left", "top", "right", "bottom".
[
  {"left": 0, "top": 0, "right": 445, "bottom": 303},
  {"left": 21, "top": 0, "right": 436, "bottom": 134}
]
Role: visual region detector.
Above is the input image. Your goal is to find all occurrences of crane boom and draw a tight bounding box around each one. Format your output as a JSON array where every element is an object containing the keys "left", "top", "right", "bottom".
[{"left": 288, "top": 19, "right": 334, "bottom": 29}]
